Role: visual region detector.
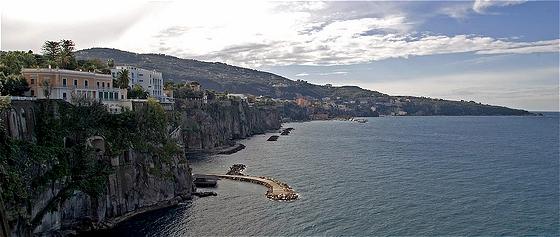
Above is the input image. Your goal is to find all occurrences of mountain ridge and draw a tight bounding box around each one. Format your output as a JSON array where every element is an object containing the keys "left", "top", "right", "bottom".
[{"left": 75, "top": 47, "right": 532, "bottom": 116}]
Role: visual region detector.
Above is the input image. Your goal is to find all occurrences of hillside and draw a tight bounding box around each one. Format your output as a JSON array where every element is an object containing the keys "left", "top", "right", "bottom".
[
  {"left": 75, "top": 48, "right": 532, "bottom": 116},
  {"left": 76, "top": 48, "right": 385, "bottom": 99}
]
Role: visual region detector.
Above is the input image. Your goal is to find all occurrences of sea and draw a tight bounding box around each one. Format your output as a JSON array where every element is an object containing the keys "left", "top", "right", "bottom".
[{"left": 105, "top": 113, "right": 559, "bottom": 236}]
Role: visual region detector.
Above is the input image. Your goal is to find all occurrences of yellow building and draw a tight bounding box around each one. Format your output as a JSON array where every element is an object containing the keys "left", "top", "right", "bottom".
[{"left": 22, "top": 68, "right": 126, "bottom": 102}]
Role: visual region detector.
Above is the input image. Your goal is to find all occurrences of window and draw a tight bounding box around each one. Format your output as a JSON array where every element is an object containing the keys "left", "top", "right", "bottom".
[
  {"left": 102, "top": 82, "right": 105, "bottom": 88},
  {"left": 108, "top": 82, "right": 111, "bottom": 88},
  {"left": 31, "top": 79, "right": 35, "bottom": 84},
  {"left": 97, "top": 82, "right": 100, "bottom": 88},
  {"left": 30, "top": 90, "right": 35, "bottom": 96},
  {"left": 73, "top": 80, "right": 78, "bottom": 86},
  {"left": 62, "top": 93, "right": 67, "bottom": 100},
  {"left": 84, "top": 80, "right": 88, "bottom": 88},
  {"left": 62, "top": 78, "right": 67, "bottom": 87},
  {"left": 139, "top": 73, "right": 144, "bottom": 76}
]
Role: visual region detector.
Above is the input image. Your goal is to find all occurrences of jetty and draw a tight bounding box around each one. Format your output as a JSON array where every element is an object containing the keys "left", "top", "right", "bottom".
[{"left": 203, "top": 174, "right": 299, "bottom": 201}]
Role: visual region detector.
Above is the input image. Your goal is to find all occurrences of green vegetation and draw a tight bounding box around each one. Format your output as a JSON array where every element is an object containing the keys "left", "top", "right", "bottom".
[
  {"left": 114, "top": 69, "right": 130, "bottom": 89},
  {"left": 0, "top": 98, "right": 181, "bottom": 227},
  {"left": 0, "top": 40, "right": 113, "bottom": 82},
  {"left": 128, "top": 84, "right": 149, "bottom": 99},
  {"left": 0, "top": 73, "right": 29, "bottom": 96},
  {"left": 41, "top": 39, "right": 78, "bottom": 70}
]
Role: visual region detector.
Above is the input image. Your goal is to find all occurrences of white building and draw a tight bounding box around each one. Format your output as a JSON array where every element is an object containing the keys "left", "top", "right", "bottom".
[
  {"left": 228, "top": 93, "right": 248, "bottom": 102},
  {"left": 111, "top": 66, "right": 164, "bottom": 99}
]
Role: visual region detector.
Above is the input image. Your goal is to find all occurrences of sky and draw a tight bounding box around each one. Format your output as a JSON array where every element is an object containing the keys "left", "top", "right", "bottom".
[{"left": 1, "top": 0, "right": 559, "bottom": 111}]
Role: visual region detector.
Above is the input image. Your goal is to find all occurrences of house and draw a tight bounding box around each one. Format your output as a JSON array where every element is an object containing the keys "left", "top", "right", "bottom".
[
  {"left": 111, "top": 66, "right": 164, "bottom": 98},
  {"left": 22, "top": 68, "right": 126, "bottom": 102},
  {"left": 185, "top": 81, "right": 202, "bottom": 91},
  {"left": 228, "top": 93, "right": 248, "bottom": 102},
  {"left": 295, "top": 97, "right": 310, "bottom": 107}
]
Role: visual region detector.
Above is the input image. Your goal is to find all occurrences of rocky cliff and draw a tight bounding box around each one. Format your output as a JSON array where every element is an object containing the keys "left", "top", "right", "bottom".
[
  {"left": 0, "top": 97, "right": 282, "bottom": 236},
  {"left": 0, "top": 99, "right": 194, "bottom": 236},
  {"left": 19, "top": 150, "right": 193, "bottom": 236},
  {"left": 176, "top": 99, "right": 281, "bottom": 152}
]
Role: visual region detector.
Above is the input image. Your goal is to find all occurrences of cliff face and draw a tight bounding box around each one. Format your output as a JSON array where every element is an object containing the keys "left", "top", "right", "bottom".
[
  {"left": 1, "top": 98, "right": 281, "bottom": 235},
  {"left": 0, "top": 99, "right": 194, "bottom": 236},
  {"left": 176, "top": 99, "right": 281, "bottom": 152},
  {"left": 23, "top": 151, "right": 193, "bottom": 236}
]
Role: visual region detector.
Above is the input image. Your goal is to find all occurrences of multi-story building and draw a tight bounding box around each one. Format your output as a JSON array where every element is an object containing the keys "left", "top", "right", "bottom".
[
  {"left": 22, "top": 68, "right": 126, "bottom": 102},
  {"left": 111, "top": 66, "right": 163, "bottom": 98}
]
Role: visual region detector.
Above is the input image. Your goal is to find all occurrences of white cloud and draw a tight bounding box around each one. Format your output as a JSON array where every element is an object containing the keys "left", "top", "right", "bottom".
[
  {"left": 319, "top": 71, "right": 348, "bottom": 76},
  {"left": 473, "top": 0, "right": 527, "bottom": 14},
  {"left": 476, "top": 39, "right": 560, "bottom": 54},
  {"left": 295, "top": 73, "right": 309, "bottom": 77},
  {"left": 1, "top": 1, "right": 557, "bottom": 67}
]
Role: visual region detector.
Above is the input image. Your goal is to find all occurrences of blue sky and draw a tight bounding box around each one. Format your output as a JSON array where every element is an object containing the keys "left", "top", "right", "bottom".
[{"left": 1, "top": 0, "right": 559, "bottom": 111}]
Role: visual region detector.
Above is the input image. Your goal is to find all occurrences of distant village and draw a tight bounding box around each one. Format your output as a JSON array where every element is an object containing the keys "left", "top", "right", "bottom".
[{"left": 1, "top": 39, "right": 509, "bottom": 120}]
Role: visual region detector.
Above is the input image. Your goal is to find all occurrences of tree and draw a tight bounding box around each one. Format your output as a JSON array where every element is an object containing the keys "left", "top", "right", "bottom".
[
  {"left": 0, "top": 73, "right": 29, "bottom": 96},
  {"left": 42, "top": 41, "right": 61, "bottom": 67},
  {"left": 163, "top": 81, "right": 175, "bottom": 90},
  {"left": 115, "top": 69, "right": 130, "bottom": 89},
  {"left": 77, "top": 59, "right": 109, "bottom": 74},
  {"left": 107, "top": 59, "right": 115, "bottom": 68},
  {"left": 128, "top": 85, "right": 148, "bottom": 99},
  {"left": 59, "top": 39, "right": 77, "bottom": 70},
  {"left": 41, "top": 78, "right": 53, "bottom": 99},
  {"left": 0, "top": 51, "right": 38, "bottom": 76}
]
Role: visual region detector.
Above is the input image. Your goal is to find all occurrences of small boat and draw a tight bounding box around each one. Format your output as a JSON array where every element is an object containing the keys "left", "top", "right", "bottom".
[
  {"left": 354, "top": 118, "right": 368, "bottom": 123},
  {"left": 193, "top": 175, "right": 218, "bottom": 187}
]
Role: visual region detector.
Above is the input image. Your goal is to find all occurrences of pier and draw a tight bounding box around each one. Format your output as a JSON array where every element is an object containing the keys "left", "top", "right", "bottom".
[{"left": 203, "top": 174, "right": 299, "bottom": 201}]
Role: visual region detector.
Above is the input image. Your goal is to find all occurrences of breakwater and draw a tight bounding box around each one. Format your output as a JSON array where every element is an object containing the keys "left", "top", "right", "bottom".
[{"left": 208, "top": 174, "right": 298, "bottom": 201}]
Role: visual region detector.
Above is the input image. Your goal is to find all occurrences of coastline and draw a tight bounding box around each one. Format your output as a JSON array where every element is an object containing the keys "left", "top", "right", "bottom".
[{"left": 95, "top": 129, "right": 280, "bottom": 230}]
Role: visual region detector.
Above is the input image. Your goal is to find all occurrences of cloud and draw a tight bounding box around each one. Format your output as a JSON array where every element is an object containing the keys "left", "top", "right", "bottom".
[
  {"left": 476, "top": 39, "right": 560, "bottom": 54},
  {"left": 1, "top": 0, "right": 164, "bottom": 52},
  {"left": 319, "top": 71, "right": 348, "bottom": 76},
  {"left": 193, "top": 30, "right": 559, "bottom": 66},
  {"left": 1, "top": 1, "right": 557, "bottom": 67},
  {"left": 295, "top": 71, "right": 348, "bottom": 77},
  {"left": 473, "top": 0, "right": 527, "bottom": 14}
]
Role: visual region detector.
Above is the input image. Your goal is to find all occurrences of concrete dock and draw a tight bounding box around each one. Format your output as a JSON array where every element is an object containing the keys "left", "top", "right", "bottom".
[{"left": 205, "top": 174, "right": 299, "bottom": 201}]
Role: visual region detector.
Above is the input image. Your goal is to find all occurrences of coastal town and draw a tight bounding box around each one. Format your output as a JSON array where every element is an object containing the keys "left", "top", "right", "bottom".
[{"left": 0, "top": 39, "right": 541, "bottom": 236}]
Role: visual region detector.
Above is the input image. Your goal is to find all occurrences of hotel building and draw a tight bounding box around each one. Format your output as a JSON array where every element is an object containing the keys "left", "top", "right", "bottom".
[
  {"left": 22, "top": 68, "right": 126, "bottom": 102},
  {"left": 111, "top": 66, "right": 164, "bottom": 99}
]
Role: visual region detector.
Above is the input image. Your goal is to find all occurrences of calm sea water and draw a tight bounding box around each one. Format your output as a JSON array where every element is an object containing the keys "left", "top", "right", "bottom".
[{"left": 106, "top": 114, "right": 559, "bottom": 236}]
